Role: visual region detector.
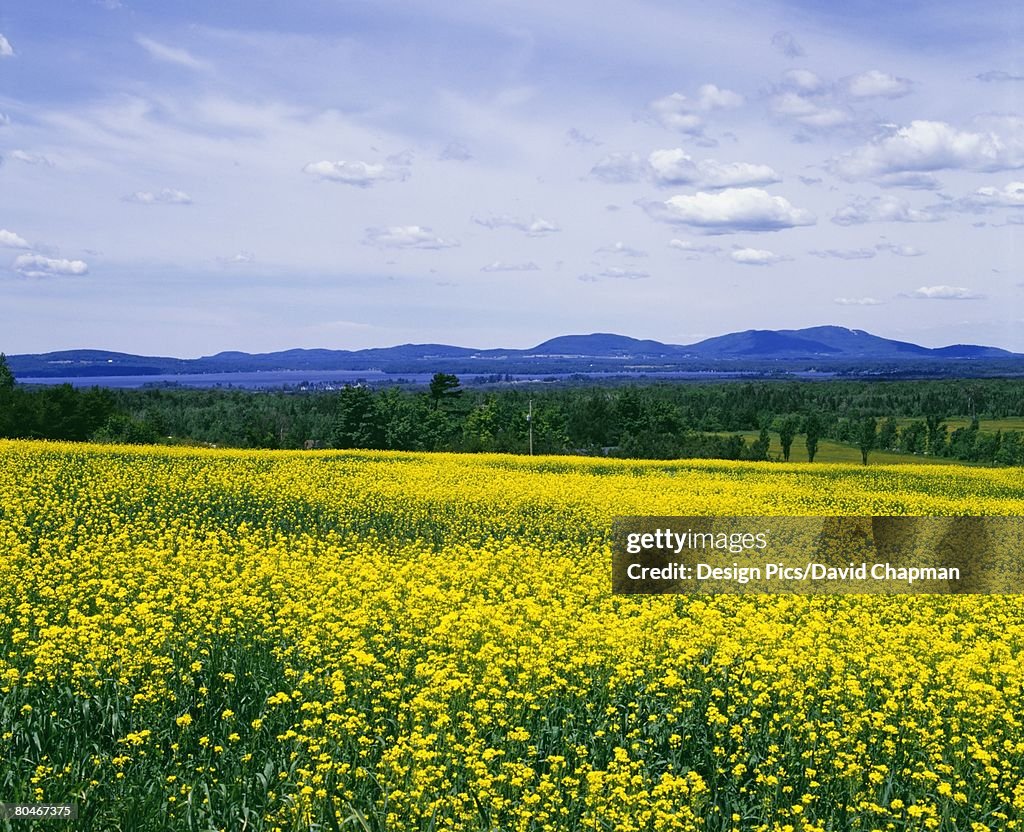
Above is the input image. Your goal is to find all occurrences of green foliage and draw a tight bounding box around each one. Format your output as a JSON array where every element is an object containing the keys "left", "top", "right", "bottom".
[
  {"left": 5, "top": 375, "right": 1024, "bottom": 464},
  {"left": 775, "top": 414, "right": 799, "bottom": 462},
  {"left": 803, "top": 412, "right": 821, "bottom": 462},
  {"left": 93, "top": 412, "right": 161, "bottom": 445},
  {"left": 0, "top": 353, "right": 14, "bottom": 393},
  {"left": 858, "top": 416, "right": 877, "bottom": 465},
  {"left": 428, "top": 372, "right": 462, "bottom": 410},
  {"left": 748, "top": 427, "right": 771, "bottom": 461},
  {"left": 899, "top": 420, "right": 926, "bottom": 455},
  {"left": 877, "top": 416, "right": 898, "bottom": 451},
  {"left": 333, "top": 385, "right": 385, "bottom": 449}
]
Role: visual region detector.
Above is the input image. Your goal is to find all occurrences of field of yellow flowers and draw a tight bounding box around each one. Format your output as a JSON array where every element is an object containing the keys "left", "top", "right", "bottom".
[{"left": 2, "top": 439, "right": 1024, "bottom": 831}]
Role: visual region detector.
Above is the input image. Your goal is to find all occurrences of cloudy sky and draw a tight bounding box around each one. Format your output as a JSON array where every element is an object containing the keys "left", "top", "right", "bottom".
[{"left": 2, "top": 0, "right": 1024, "bottom": 355}]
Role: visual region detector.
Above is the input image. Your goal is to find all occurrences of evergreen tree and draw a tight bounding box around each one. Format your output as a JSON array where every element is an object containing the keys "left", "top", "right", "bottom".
[
  {"left": 428, "top": 373, "right": 462, "bottom": 411},
  {"left": 333, "top": 386, "right": 384, "bottom": 449},
  {"left": 804, "top": 412, "right": 821, "bottom": 462},
  {"left": 776, "top": 415, "right": 799, "bottom": 462},
  {"left": 0, "top": 353, "right": 14, "bottom": 393},
  {"left": 858, "top": 416, "right": 877, "bottom": 465}
]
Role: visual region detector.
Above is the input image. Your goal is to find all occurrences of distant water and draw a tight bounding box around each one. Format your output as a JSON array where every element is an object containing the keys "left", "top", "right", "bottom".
[
  {"left": 14, "top": 368, "right": 799, "bottom": 389},
  {"left": 17, "top": 370, "right": 395, "bottom": 389}
]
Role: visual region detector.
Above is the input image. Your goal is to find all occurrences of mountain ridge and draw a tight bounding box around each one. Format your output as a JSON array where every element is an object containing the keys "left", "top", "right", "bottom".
[{"left": 7, "top": 326, "right": 1019, "bottom": 378}]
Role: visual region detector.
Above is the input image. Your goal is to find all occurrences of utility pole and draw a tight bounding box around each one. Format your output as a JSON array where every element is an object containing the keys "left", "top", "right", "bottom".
[{"left": 527, "top": 399, "right": 534, "bottom": 456}]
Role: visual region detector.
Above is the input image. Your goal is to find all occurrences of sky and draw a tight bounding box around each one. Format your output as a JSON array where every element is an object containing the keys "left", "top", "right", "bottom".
[{"left": 2, "top": 0, "right": 1024, "bottom": 356}]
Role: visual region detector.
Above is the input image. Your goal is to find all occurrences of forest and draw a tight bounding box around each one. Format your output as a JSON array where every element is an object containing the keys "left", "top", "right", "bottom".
[{"left": 2, "top": 355, "right": 1024, "bottom": 465}]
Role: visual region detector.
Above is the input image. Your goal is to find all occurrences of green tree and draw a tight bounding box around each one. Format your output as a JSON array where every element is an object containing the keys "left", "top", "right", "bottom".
[
  {"left": 858, "top": 416, "right": 877, "bottom": 466},
  {"left": 462, "top": 396, "right": 500, "bottom": 452},
  {"left": 334, "top": 385, "right": 384, "bottom": 449},
  {"left": 0, "top": 353, "right": 13, "bottom": 393},
  {"left": 0, "top": 353, "right": 14, "bottom": 436},
  {"left": 877, "top": 417, "right": 898, "bottom": 451},
  {"left": 93, "top": 413, "right": 159, "bottom": 445},
  {"left": 898, "top": 420, "right": 926, "bottom": 454},
  {"left": 428, "top": 373, "right": 462, "bottom": 411},
  {"left": 921, "top": 391, "right": 946, "bottom": 455},
  {"left": 804, "top": 412, "right": 821, "bottom": 462},
  {"left": 567, "top": 391, "right": 613, "bottom": 449},
  {"left": 747, "top": 427, "right": 771, "bottom": 461},
  {"left": 776, "top": 415, "right": 799, "bottom": 462},
  {"left": 377, "top": 387, "right": 429, "bottom": 451}
]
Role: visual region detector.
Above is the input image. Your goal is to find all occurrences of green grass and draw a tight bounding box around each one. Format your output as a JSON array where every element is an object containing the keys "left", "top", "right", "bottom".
[{"left": 890, "top": 416, "right": 1024, "bottom": 433}]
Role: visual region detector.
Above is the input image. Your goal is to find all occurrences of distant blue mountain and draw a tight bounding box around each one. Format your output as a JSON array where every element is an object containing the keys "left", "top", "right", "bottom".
[
  {"left": 527, "top": 333, "right": 681, "bottom": 357},
  {"left": 7, "top": 325, "right": 1018, "bottom": 378},
  {"left": 683, "top": 326, "right": 941, "bottom": 358}
]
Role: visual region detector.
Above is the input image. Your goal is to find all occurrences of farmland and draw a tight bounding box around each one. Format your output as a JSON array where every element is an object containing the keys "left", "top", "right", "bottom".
[{"left": 2, "top": 440, "right": 1024, "bottom": 830}]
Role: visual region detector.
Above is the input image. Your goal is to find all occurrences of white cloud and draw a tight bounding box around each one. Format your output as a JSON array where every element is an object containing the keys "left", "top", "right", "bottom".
[
  {"left": 363, "top": 225, "right": 458, "bottom": 249},
  {"left": 876, "top": 242, "right": 925, "bottom": 257},
  {"left": 835, "top": 297, "right": 883, "bottom": 305},
  {"left": 844, "top": 70, "right": 913, "bottom": 99},
  {"left": 767, "top": 68, "right": 910, "bottom": 133},
  {"left": 480, "top": 261, "right": 540, "bottom": 272},
  {"left": 809, "top": 248, "right": 876, "bottom": 260},
  {"left": 649, "top": 84, "right": 743, "bottom": 134},
  {"left": 136, "top": 36, "right": 210, "bottom": 71},
  {"left": 0, "top": 229, "right": 30, "bottom": 249},
  {"left": 832, "top": 195, "right": 942, "bottom": 225},
  {"left": 302, "top": 160, "right": 409, "bottom": 187},
  {"left": 526, "top": 218, "right": 560, "bottom": 235},
  {"left": 832, "top": 120, "right": 1024, "bottom": 181},
  {"left": 731, "top": 247, "right": 789, "bottom": 265},
  {"left": 220, "top": 251, "right": 255, "bottom": 264},
  {"left": 649, "top": 93, "right": 704, "bottom": 134},
  {"left": 474, "top": 215, "right": 560, "bottom": 236},
  {"left": 595, "top": 241, "right": 648, "bottom": 257},
  {"left": 668, "top": 239, "right": 721, "bottom": 255},
  {"left": 696, "top": 84, "right": 744, "bottom": 111},
  {"left": 123, "top": 188, "right": 193, "bottom": 205},
  {"left": 0, "top": 34, "right": 13, "bottom": 58},
  {"left": 10, "top": 150, "right": 55, "bottom": 167},
  {"left": 647, "top": 149, "right": 780, "bottom": 189},
  {"left": 644, "top": 187, "right": 815, "bottom": 233},
  {"left": 590, "top": 151, "right": 646, "bottom": 183},
  {"left": 771, "top": 31, "right": 804, "bottom": 59},
  {"left": 769, "top": 92, "right": 852, "bottom": 129},
  {"left": 910, "top": 285, "right": 984, "bottom": 300},
  {"left": 966, "top": 181, "right": 1024, "bottom": 207},
  {"left": 594, "top": 149, "right": 778, "bottom": 189},
  {"left": 13, "top": 254, "right": 89, "bottom": 278},
  {"left": 781, "top": 69, "right": 825, "bottom": 93}
]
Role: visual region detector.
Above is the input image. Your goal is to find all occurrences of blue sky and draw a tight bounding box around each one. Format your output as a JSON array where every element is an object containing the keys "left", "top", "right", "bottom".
[{"left": 2, "top": 0, "right": 1023, "bottom": 355}]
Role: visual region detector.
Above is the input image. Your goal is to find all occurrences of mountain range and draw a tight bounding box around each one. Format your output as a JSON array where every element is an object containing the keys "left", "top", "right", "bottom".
[{"left": 7, "top": 326, "right": 1020, "bottom": 379}]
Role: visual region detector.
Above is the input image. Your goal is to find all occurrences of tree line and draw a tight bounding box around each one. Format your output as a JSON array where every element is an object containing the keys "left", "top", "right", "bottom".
[{"left": 3, "top": 355, "right": 1024, "bottom": 465}]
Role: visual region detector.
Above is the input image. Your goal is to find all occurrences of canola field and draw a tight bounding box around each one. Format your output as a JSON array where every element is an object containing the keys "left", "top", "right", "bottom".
[{"left": 2, "top": 439, "right": 1024, "bottom": 832}]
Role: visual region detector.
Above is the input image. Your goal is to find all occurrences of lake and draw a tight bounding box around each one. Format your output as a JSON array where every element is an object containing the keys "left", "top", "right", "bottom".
[{"left": 15, "top": 369, "right": 789, "bottom": 389}]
